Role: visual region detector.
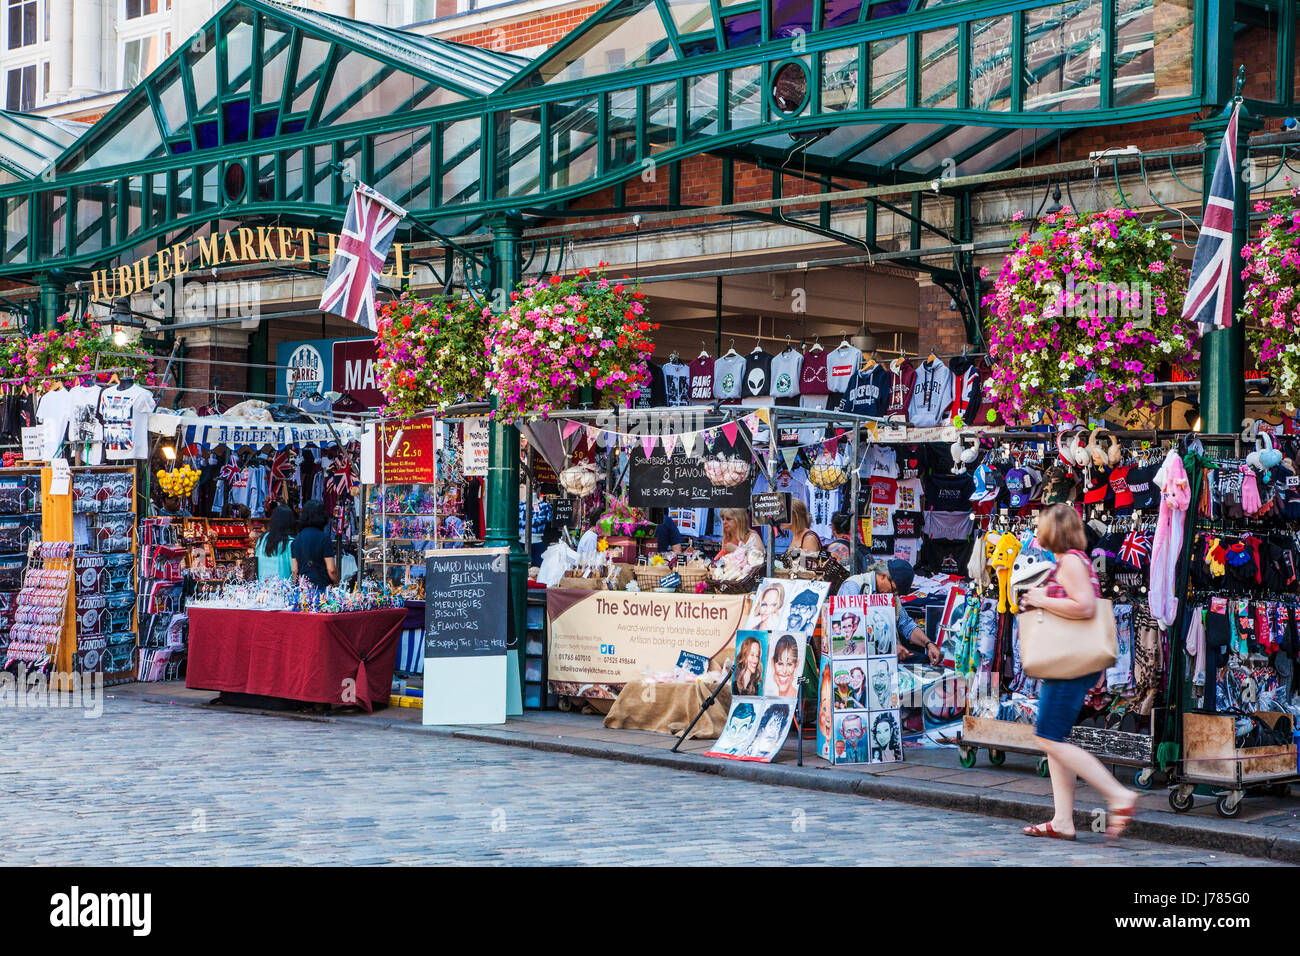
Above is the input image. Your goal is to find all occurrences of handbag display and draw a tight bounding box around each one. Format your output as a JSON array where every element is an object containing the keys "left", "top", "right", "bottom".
[{"left": 1017, "top": 597, "right": 1118, "bottom": 680}]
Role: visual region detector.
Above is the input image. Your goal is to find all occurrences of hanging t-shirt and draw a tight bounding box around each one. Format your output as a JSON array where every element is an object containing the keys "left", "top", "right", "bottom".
[
  {"left": 950, "top": 358, "right": 983, "bottom": 424},
  {"left": 633, "top": 363, "right": 667, "bottom": 408},
  {"left": 742, "top": 350, "right": 773, "bottom": 398},
  {"left": 824, "top": 344, "right": 862, "bottom": 393},
  {"left": 894, "top": 538, "right": 920, "bottom": 566},
  {"left": 769, "top": 350, "right": 802, "bottom": 399},
  {"left": 923, "top": 472, "right": 975, "bottom": 511},
  {"left": 923, "top": 510, "right": 975, "bottom": 539},
  {"left": 36, "top": 387, "right": 73, "bottom": 461},
  {"left": 662, "top": 361, "right": 690, "bottom": 406},
  {"left": 860, "top": 444, "right": 899, "bottom": 479},
  {"left": 918, "top": 537, "right": 975, "bottom": 576},
  {"left": 1126, "top": 464, "right": 1160, "bottom": 510},
  {"left": 895, "top": 476, "right": 924, "bottom": 512},
  {"left": 799, "top": 349, "right": 829, "bottom": 396},
  {"left": 908, "top": 358, "right": 955, "bottom": 427},
  {"left": 712, "top": 354, "right": 746, "bottom": 400},
  {"left": 688, "top": 357, "right": 715, "bottom": 402},
  {"left": 99, "top": 384, "right": 157, "bottom": 461},
  {"left": 886, "top": 359, "right": 917, "bottom": 418},
  {"left": 838, "top": 362, "right": 890, "bottom": 417},
  {"left": 801, "top": 477, "right": 841, "bottom": 542}
]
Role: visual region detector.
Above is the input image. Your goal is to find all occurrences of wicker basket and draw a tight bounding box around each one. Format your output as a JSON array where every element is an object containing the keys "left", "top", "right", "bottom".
[
  {"left": 710, "top": 566, "right": 764, "bottom": 595},
  {"left": 634, "top": 565, "right": 675, "bottom": 590}
]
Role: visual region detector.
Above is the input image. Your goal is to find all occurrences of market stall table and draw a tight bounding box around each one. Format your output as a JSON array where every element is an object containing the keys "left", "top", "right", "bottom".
[{"left": 186, "top": 608, "right": 406, "bottom": 712}]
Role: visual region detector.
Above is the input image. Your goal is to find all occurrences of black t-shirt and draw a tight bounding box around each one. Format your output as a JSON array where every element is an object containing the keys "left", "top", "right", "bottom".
[
  {"left": 291, "top": 526, "right": 334, "bottom": 589},
  {"left": 918, "top": 537, "right": 974, "bottom": 576},
  {"left": 634, "top": 364, "right": 668, "bottom": 408},
  {"left": 743, "top": 350, "right": 773, "bottom": 397},
  {"left": 923, "top": 473, "right": 975, "bottom": 511}
]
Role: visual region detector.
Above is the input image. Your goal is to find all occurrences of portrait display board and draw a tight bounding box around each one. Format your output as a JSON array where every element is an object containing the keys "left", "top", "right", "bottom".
[
  {"left": 707, "top": 578, "right": 826, "bottom": 763},
  {"left": 816, "top": 593, "right": 903, "bottom": 765}
]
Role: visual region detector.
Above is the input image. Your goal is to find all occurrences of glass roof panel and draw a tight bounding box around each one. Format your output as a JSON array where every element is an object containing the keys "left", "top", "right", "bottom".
[
  {"left": 823, "top": 0, "right": 864, "bottom": 29},
  {"left": 155, "top": 64, "right": 188, "bottom": 136},
  {"left": 224, "top": 9, "right": 255, "bottom": 97},
  {"left": 771, "top": 0, "right": 815, "bottom": 41},
  {"left": 899, "top": 123, "right": 998, "bottom": 173},
  {"left": 867, "top": 0, "right": 909, "bottom": 18},
  {"left": 804, "top": 122, "right": 877, "bottom": 157},
  {"left": 663, "top": 0, "right": 714, "bottom": 35},
  {"left": 67, "top": 100, "right": 165, "bottom": 173},
  {"left": 190, "top": 30, "right": 219, "bottom": 117},
  {"left": 970, "top": 17, "right": 1012, "bottom": 111},
  {"left": 291, "top": 35, "right": 333, "bottom": 113},
  {"left": 531, "top": 0, "right": 675, "bottom": 85},
  {"left": 920, "top": 27, "right": 959, "bottom": 108},
  {"left": 848, "top": 123, "right": 942, "bottom": 167},
  {"left": 1024, "top": 0, "right": 1103, "bottom": 112},
  {"left": 259, "top": 18, "right": 292, "bottom": 106},
  {"left": 869, "top": 35, "right": 906, "bottom": 107},
  {"left": 1114, "top": 0, "right": 1194, "bottom": 105},
  {"left": 820, "top": 46, "right": 859, "bottom": 111},
  {"left": 961, "top": 127, "right": 1055, "bottom": 172},
  {"left": 316, "top": 52, "right": 409, "bottom": 127}
]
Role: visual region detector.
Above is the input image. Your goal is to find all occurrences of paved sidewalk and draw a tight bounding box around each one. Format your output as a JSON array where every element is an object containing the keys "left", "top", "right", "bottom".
[{"left": 110, "top": 682, "right": 1300, "bottom": 862}]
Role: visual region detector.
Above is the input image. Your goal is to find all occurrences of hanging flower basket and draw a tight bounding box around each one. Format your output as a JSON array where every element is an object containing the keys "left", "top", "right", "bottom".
[
  {"left": 375, "top": 293, "right": 488, "bottom": 416},
  {"left": 982, "top": 207, "right": 1197, "bottom": 424},
  {"left": 7, "top": 314, "right": 158, "bottom": 387},
  {"left": 484, "top": 264, "right": 657, "bottom": 423},
  {"left": 1242, "top": 188, "right": 1300, "bottom": 400}
]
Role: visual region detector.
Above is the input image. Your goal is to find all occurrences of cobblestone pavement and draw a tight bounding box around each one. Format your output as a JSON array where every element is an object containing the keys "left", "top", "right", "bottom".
[{"left": 0, "top": 697, "right": 1277, "bottom": 866}]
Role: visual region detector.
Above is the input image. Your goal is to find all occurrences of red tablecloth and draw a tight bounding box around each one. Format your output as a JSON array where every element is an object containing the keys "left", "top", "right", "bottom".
[{"left": 186, "top": 608, "right": 406, "bottom": 712}]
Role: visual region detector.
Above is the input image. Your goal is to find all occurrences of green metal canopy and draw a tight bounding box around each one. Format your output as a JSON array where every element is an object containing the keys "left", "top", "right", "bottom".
[
  {"left": 0, "top": 0, "right": 1288, "bottom": 277},
  {"left": 0, "top": 111, "right": 86, "bottom": 183}
]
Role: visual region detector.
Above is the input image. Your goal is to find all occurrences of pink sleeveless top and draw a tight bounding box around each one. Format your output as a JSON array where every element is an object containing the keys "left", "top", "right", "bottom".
[{"left": 1045, "top": 549, "right": 1100, "bottom": 599}]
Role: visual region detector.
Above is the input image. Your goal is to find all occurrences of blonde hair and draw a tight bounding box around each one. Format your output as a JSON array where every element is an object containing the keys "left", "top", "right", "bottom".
[
  {"left": 720, "top": 508, "right": 754, "bottom": 543},
  {"left": 788, "top": 499, "right": 811, "bottom": 534},
  {"left": 1037, "top": 503, "right": 1088, "bottom": 555}
]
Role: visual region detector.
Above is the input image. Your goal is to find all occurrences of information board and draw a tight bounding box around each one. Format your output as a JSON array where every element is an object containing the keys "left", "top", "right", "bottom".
[
  {"left": 628, "top": 448, "right": 751, "bottom": 508},
  {"left": 750, "top": 491, "right": 790, "bottom": 525},
  {"left": 423, "top": 547, "right": 509, "bottom": 724},
  {"left": 375, "top": 418, "right": 435, "bottom": 483}
]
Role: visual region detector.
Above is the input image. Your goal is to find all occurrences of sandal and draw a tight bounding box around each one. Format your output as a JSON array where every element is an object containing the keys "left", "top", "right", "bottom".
[
  {"left": 1022, "top": 822, "right": 1076, "bottom": 841},
  {"left": 1106, "top": 801, "right": 1137, "bottom": 840}
]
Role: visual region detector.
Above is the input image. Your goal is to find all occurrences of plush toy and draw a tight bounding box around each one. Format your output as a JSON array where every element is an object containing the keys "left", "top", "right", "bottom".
[{"left": 989, "top": 531, "right": 1023, "bottom": 613}]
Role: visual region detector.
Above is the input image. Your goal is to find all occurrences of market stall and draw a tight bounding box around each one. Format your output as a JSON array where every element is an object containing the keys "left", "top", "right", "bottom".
[{"left": 185, "top": 580, "right": 405, "bottom": 712}]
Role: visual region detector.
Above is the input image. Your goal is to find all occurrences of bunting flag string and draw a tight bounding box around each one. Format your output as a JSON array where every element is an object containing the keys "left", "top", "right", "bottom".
[{"left": 663, "top": 433, "right": 677, "bottom": 457}]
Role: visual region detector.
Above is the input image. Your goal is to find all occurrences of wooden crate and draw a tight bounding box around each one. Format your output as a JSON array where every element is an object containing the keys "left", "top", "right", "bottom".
[{"left": 1182, "top": 711, "right": 1297, "bottom": 785}]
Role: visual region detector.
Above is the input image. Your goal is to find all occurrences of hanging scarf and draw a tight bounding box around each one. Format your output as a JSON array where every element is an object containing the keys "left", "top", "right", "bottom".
[
  {"left": 1149, "top": 449, "right": 1190, "bottom": 627},
  {"left": 270, "top": 449, "right": 294, "bottom": 500}
]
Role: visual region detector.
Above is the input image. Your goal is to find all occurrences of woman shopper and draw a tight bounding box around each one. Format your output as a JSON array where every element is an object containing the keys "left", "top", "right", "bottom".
[
  {"left": 1019, "top": 504, "right": 1137, "bottom": 840},
  {"left": 291, "top": 499, "right": 339, "bottom": 590},
  {"left": 255, "top": 504, "right": 296, "bottom": 581}
]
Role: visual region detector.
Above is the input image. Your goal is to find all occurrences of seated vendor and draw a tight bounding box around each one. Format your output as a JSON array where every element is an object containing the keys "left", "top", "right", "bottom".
[
  {"left": 781, "top": 500, "right": 822, "bottom": 555},
  {"left": 655, "top": 511, "right": 684, "bottom": 559},
  {"left": 717, "top": 508, "right": 765, "bottom": 561},
  {"left": 840, "top": 558, "right": 941, "bottom": 666}
]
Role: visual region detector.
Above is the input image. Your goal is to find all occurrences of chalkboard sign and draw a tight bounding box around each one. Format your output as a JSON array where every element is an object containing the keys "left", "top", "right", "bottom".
[
  {"left": 751, "top": 491, "right": 790, "bottom": 525},
  {"left": 629, "top": 448, "right": 751, "bottom": 508},
  {"left": 424, "top": 547, "right": 509, "bottom": 659},
  {"left": 551, "top": 497, "right": 575, "bottom": 529}
]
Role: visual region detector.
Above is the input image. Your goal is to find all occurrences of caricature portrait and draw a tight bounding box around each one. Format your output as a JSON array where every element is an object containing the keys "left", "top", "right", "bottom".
[
  {"left": 833, "top": 668, "right": 856, "bottom": 710},
  {"left": 742, "top": 703, "right": 793, "bottom": 761},
  {"left": 733, "top": 633, "right": 766, "bottom": 697},
  {"left": 834, "top": 713, "right": 870, "bottom": 763},
  {"left": 869, "top": 711, "right": 902, "bottom": 763},
  {"left": 866, "top": 607, "right": 896, "bottom": 657},
  {"left": 746, "top": 584, "right": 786, "bottom": 632},
  {"left": 709, "top": 702, "right": 759, "bottom": 756},
  {"left": 784, "top": 587, "right": 823, "bottom": 634},
  {"left": 817, "top": 656, "right": 834, "bottom": 759},
  {"left": 868, "top": 657, "right": 898, "bottom": 710},
  {"left": 765, "top": 633, "right": 804, "bottom": 699},
  {"left": 847, "top": 665, "right": 868, "bottom": 709},
  {"left": 831, "top": 609, "right": 865, "bottom": 656}
]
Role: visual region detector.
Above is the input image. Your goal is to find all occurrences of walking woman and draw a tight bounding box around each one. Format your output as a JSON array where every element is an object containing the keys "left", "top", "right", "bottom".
[{"left": 1019, "top": 504, "right": 1137, "bottom": 840}]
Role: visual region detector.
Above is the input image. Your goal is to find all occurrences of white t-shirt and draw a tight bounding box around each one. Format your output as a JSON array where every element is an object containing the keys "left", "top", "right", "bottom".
[
  {"left": 36, "top": 387, "right": 73, "bottom": 460},
  {"left": 770, "top": 350, "right": 803, "bottom": 399},
  {"left": 801, "top": 479, "right": 842, "bottom": 543},
  {"left": 99, "top": 384, "right": 157, "bottom": 460},
  {"left": 67, "top": 384, "right": 103, "bottom": 464},
  {"left": 577, "top": 528, "right": 600, "bottom": 554},
  {"left": 661, "top": 361, "right": 690, "bottom": 407}
]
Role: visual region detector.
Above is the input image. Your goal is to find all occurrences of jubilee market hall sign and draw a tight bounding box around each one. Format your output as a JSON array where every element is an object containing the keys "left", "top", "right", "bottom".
[{"left": 89, "top": 225, "right": 416, "bottom": 300}]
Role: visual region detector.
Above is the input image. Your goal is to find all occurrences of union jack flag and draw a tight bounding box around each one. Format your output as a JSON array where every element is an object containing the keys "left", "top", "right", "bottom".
[
  {"left": 318, "top": 183, "right": 407, "bottom": 331},
  {"left": 1118, "top": 529, "right": 1152, "bottom": 569},
  {"left": 1183, "top": 102, "right": 1241, "bottom": 334}
]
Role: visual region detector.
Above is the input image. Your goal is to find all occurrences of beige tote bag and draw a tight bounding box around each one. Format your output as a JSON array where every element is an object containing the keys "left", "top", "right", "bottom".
[{"left": 1017, "top": 598, "right": 1118, "bottom": 680}]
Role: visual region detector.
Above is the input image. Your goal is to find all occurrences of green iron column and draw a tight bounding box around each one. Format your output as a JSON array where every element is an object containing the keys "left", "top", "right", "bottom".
[
  {"left": 484, "top": 213, "right": 528, "bottom": 692},
  {"left": 36, "top": 274, "right": 61, "bottom": 331}
]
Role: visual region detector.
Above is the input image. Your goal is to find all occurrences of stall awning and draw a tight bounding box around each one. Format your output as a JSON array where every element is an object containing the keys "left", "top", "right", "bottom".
[{"left": 151, "top": 413, "right": 361, "bottom": 450}]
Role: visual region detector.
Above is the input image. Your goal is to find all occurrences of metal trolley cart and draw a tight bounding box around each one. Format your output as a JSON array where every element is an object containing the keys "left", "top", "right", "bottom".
[{"left": 1165, "top": 710, "right": 1299, "bottom": 818}]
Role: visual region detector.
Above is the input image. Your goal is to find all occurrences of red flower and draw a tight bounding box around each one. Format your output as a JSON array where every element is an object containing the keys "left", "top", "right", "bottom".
[
  {"left": 624, "top": 310, "right": 635, "bottom": 321},
  {"left": 1030, "top": 244, "right": 1044, "bottom": 256},
  {"left": 613, "top": 284, "right": 625, "bottom": 294},
  {"left": 401, "top": 316, "right": 412, "bottom": 329},
  {"left": 576, "top": 333, "right": 587, "bottom": 343},
  {"left": 633, "top": 291, "right": 645, "bottom": 300},
  {"left": 636, "top": 322, "right": 649, "bottom": 332}
]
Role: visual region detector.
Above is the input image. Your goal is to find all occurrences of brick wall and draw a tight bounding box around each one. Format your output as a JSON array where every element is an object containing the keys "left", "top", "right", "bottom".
[
  {"left": 917, "top": 282, "right": 968, "bottom": 357},
  {"left": 443, "top": 3, "right": 603, "bottom": 51},
  {"left": 179, "top": 345, "right": 250, "bottom": 410}
]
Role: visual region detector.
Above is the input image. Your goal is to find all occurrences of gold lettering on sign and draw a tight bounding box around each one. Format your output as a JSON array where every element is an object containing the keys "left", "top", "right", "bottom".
[
  {"left": 196, "top": 234, "right": 221, "bottom": 269},
  {"left": 237, "top": 228, "right": 256, "bottom": 262}
]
